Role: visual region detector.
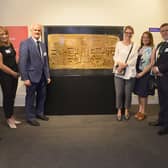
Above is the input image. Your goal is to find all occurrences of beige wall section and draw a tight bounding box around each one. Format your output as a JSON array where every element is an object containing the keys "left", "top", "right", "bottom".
[
  {"left": 0, "top": 0, "right": 167, "bottom": 42},
  {"left": 0, "top": 0, "right": 167, "bottom": 106}
]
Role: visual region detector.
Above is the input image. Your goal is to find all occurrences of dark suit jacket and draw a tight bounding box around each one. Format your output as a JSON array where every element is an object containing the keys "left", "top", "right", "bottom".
[
  {"left": 155, "top": 42, "right": 168, "bottom": 75},
  {"left": 19, "top": 37, "right": 50, "bottom": 83}
]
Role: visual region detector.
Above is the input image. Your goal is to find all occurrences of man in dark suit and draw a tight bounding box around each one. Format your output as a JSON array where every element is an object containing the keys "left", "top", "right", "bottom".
[
  {"left": 19, "top": 24, "right": 51, "bottom": 126},
  {"left": 150, "top": 23, "right": 168, "bottom": 135}
]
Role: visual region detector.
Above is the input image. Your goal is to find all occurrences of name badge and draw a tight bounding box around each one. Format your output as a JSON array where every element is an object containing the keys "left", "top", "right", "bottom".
[
  {"left": 165, "top": 48, "right": 168, "bottom": 53},
  {"left": 43, "top": 52, "right": 47, "bottom": 56},
  {"left": 5, "top": 49, "right": 11, "bottom": 54}
]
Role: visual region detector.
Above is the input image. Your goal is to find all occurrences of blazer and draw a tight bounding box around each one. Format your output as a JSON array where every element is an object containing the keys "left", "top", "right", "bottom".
[
  {"left": 155, "top": 42, "right": 168, "bottom": 76},
  {"left": 19, "top": 37, "right": 50, "bottom": 83}
]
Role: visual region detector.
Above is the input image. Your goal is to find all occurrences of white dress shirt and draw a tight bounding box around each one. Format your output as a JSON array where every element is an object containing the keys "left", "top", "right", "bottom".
[{"left": 32, "top": 37, "right": 42, "bottom": 56}]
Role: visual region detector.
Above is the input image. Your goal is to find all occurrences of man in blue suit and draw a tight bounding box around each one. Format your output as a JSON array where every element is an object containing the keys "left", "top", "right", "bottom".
[{"left": 19, "top": 24, "right": 51, "bottom": 126}]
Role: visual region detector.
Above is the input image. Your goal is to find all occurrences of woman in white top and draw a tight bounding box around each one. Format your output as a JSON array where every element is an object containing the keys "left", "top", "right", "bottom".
[{"left": 113, "top": 25, "right": 138, "bottom": 121}]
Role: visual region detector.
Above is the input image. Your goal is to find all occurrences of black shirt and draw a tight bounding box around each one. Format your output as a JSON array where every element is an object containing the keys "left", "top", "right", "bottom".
[{"left": 0, "top": 43, "right": 18, "bottom": 74}]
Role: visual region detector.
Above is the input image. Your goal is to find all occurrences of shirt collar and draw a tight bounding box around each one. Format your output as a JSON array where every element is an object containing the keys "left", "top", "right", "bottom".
[{"left": 31, "top": 37, "right": 41, "bottom": 43}]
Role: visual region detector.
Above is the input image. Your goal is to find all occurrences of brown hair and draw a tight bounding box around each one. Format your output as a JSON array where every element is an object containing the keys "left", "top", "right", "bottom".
[
  {"left": 139, "top": 31, "right": 154, "bottom": 50},
  {"left": 0, "top": 26, "right": 10, "bottom": 46},
  {"left": 160, "top": 23, "right": 168, "bottom": 29},
  {"left": 124, "top": 25, "right": 134, "bottom": 34}
]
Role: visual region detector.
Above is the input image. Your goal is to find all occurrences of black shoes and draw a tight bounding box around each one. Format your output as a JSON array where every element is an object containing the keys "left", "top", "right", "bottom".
[
  {"left": 27, "top": 119, "right": 40, "bottom": 126},
  {"left": 36, "top": 115, "right": 49, "bottom": 121},
  {"left": 158, "top": 127, "right": 168, "bottom": 136},
  {"left": 27, "top": 115, "right": 49, "bottom": 126},
  {"left": 117, "top": 114, "right": 130, "bottom": 121},
  {"left": 148, "top": 121, "right": 168, "bottom": 136},
  {"left": 148, "top": 121, "right": 162, "bottom": 127},
  {"left": 124, "top": 114, "right": 130, "bottom": 120}
]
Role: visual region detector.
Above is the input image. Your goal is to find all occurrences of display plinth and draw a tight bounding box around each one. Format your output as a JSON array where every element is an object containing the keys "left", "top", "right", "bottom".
[{"left": 45, "top": 70, "right": 116, "bottom": 115}]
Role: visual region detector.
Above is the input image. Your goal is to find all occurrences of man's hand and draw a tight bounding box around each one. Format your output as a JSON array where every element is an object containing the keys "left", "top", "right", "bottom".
[
  {"left": 152, "top": 66, "right": 159, "bottom": 74},
  {"left": 47, "top": 78, "right": 51, "bottom": 84},
  {"left": 152, "top": 66, "right": 163, "bottom": 77},
  {"left": 24, "top": 80, "right": 31, "bottom": 86}
]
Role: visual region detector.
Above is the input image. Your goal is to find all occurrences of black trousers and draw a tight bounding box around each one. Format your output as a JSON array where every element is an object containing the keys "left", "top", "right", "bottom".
[
  {"left": 157, "top": 76, "right": 168, "bottom": 128},
  {"left": 0, "top": 73, "right": 18, "bottom": 119}
]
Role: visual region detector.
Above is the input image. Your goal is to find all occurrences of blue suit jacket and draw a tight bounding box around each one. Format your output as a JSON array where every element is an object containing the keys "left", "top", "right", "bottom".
[{"left": 19, "top": 37, "right": 50, "bottom": 83}]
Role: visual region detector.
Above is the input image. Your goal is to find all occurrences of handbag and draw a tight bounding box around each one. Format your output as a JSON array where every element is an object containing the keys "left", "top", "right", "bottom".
[{"left": 115, "top": 43, "right": 134, "bottom": 76}]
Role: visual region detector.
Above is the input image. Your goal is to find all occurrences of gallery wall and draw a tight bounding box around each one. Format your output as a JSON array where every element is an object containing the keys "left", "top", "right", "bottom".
[{"left": 0, "top": 0, "right": 167, "bottom": 105}]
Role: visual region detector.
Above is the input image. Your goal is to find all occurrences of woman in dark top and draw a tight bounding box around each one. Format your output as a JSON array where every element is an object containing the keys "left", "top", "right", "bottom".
[
  {"left": 0, "top": 26, "right": 21, "bottom": 128},
  {"left": 134, "top": 31, "right": 155, "bottom": 120}
]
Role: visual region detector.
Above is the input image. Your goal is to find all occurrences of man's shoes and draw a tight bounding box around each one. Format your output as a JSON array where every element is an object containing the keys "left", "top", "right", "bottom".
[
  {"left": 158, "top": 127, "right": 168, "bottom": 136},
  {"left": 27, "top": 119, "right": 40, "bottom": 126},
  {"left": 148, "top": 121, "right": 162, "bottom": 126},
  {"left": 36, "top": 115, "right": 49, "bottom": 121}
]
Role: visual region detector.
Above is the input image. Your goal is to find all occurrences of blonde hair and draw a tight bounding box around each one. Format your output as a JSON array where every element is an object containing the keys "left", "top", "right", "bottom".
[
  {"left": 0, "top": 26, "right": 10, "bottom": 46},
  {"left": 124, "top": 25, "right": 134, "bottom": 34}
]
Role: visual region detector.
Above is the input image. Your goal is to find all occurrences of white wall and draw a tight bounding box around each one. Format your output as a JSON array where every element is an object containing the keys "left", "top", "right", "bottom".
[
  {"left": 1, "top": 0, "right": 167, "bottom": 42},
  {"left": 0, "top": 0, "right": 167, "bottom": 105}
]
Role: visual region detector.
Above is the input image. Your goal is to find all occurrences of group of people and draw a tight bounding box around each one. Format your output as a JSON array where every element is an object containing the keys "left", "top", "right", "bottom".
[
  {"left": 0, "top": 23, "right": 168, "bottom": 136},
  {"left": 0, "top": 24, "right": 50, "bottom": 129},
  {"left": 113, "top": 23, "right": 168, "bottom": 135}
]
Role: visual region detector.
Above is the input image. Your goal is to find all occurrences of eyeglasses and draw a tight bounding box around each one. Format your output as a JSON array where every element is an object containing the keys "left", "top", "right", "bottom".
[
  {"left": 160, "top": 29, "right": 168, "bottom": 33},
  {"left": 124, "top": 32, "right": 133, "bottom": 35}
]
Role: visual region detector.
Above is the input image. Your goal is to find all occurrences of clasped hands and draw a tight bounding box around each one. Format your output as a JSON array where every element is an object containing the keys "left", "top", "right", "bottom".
[
  {"left": 116, "top": 62, "right": 128, "bottom": 73},
  {"left": 152, "top": 66, "right": 163, "bottom": 76}
]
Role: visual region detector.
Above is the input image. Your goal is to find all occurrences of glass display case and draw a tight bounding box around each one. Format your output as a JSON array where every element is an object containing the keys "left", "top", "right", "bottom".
[{"left": 44, "top": 26, "right": 123, "bottom": 115}]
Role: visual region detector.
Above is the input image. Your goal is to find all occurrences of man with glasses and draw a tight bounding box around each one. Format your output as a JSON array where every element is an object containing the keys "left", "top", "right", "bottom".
[{"left": 149, "top": 23, "right": 168, "bottom": 135}]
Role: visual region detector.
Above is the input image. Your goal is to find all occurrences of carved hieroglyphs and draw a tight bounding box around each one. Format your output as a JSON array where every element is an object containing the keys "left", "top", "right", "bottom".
[{"left": 48, "top": 34, "right": 119, "bottom": 69}]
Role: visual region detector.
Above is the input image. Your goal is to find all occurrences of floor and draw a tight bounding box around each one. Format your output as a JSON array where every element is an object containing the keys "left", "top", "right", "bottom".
[{"left": 0, "top": 105, "right": 168, "bottom": 168}]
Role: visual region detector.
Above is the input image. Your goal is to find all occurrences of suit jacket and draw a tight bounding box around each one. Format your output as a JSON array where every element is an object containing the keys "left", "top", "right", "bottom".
[
  {"left": 19, "top": 37, "right": 50, "bottom": 83},
  {"left": 155, "top": 42, "right": 168, "bottom": 76}
]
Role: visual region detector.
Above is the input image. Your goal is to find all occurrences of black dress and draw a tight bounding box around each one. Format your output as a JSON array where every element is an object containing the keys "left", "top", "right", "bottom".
[
  {"left": 134, "top": 47, "right": 155, "bottom": 97},
  {"left": 0, "top": 43, "right": 18, "bottom": 119}
]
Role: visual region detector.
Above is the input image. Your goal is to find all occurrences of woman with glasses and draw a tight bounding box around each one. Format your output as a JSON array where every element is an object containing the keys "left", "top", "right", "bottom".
[
  {"left": 113, "top": 25, "right": 138, "bottom": 121},
  {"left": 0, "top": 26, "right": 21, "bottom": 128}
]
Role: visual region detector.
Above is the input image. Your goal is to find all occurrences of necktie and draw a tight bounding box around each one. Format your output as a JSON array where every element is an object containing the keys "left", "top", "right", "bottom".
[
  {"left": 37, "top": 41, "right": 44, "bottom": 63},
  {"left": 37, "top": 41, "right": 42, "bottom": 57}
]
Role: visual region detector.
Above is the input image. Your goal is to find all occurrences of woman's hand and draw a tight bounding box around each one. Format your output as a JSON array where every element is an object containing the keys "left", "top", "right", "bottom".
[
  {"left": 136, "top": 72, "right": 144, "bottom": 78},
  {"left": 12, "top": 72, "right": 19, "bottom": 78},
  {"left": 116, "top": 63, "right": 127, "bottom": 72},
  {"left": 118, "top": 62, "right": 128, "bottom": 69}
]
